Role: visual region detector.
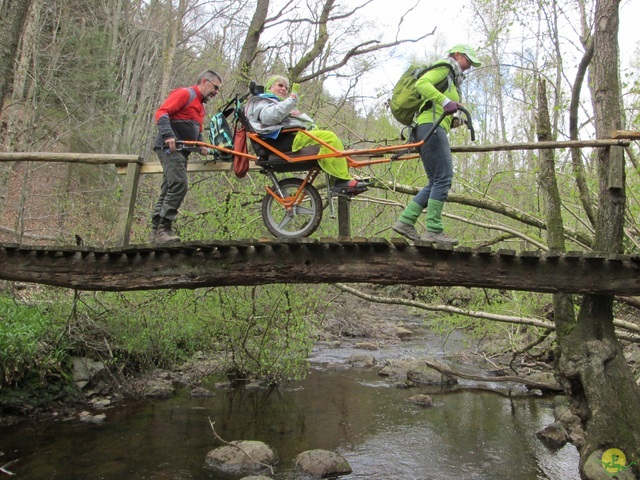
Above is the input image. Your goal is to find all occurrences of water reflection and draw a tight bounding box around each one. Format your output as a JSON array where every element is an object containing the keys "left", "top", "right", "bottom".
[{"left": 0, "top": 366, "right": 579, "bottom": 479}]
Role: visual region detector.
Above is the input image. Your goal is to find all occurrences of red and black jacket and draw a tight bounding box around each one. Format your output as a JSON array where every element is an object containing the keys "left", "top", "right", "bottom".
[{"left": 153, "top": 86, "right": 205, "bottom": 150}]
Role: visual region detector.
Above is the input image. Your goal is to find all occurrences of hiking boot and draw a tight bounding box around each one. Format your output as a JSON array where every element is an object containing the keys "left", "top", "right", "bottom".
[
  {"left": 156, "top": 226, "right": 180, "bottom": 243},
  {"left": 156, "top": 219, "right": 180, "bottom": 243},
  {"left": 392, "top": 221, "right": 420, "bottom": 241},
  {"left": 421, "top": 230, "right": 459, "bottom": 245}
]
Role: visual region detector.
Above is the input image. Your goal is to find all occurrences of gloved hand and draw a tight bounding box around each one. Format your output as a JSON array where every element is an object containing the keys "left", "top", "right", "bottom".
[
  {"left": 443, "top": 100, "right": 460, "bottom": 115},
  {"left": 290, "top": 83, "right": 301, "bottom": 99}
]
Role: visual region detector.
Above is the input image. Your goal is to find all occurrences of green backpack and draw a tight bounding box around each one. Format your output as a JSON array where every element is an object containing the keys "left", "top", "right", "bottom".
[{"left": 389, "top": 62, "right": 454, "bottom": 126}]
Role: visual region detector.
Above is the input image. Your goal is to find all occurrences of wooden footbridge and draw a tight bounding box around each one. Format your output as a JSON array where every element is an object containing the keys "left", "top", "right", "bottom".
[
  {"left": 0, "top": 238, "right": 639, "bottom": 295},
  {"left": 1, "top": 134, "right": 639, "bottom": 295}
]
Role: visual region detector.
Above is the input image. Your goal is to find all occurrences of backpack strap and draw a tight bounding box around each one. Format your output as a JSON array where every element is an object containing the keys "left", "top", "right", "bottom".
[
  {"left": 416, "top": 63, "right": 455, "bottom": 117},
  {"left": 181, "top": 87, "right": 198, "bottom": 110}
]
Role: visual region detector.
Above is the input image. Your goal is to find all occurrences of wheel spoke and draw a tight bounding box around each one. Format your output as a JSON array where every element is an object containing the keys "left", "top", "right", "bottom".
[
  {"left": 276, "top": 213, "right": 293, "bottom": 229},
  {"left": 293, "top": 205, "right": 315, "bottom": 216}
]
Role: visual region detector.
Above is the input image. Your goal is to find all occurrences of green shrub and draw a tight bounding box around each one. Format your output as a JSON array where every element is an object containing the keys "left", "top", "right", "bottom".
[{"left": 0, "top": 295, "right": 68, "bottom": 387}]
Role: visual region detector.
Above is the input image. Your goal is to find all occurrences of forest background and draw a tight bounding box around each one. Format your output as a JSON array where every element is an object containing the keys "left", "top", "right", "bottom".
[{"left": 1, "top": 0, "right": 640, "bottom": 477}]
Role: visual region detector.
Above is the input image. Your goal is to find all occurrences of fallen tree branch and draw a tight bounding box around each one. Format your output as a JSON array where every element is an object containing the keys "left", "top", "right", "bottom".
[
  {"left": 334, "top": 283, "right": 555, "bottom": 328},
  {"left": 333, "top": 284, "right": 640, "bottom": 342},
  {"left": 423, "top": 359, "right": 564, "bottom": 392}
]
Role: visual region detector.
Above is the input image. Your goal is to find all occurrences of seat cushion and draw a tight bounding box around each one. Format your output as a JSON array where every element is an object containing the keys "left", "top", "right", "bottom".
[{"left": 255, "top": 145, "right": 321, "bottom": 172}]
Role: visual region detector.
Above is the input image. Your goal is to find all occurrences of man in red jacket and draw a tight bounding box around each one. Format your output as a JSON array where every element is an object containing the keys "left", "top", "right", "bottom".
[{"left": 149, "top": 70, "right": 223, "bottom": 243}]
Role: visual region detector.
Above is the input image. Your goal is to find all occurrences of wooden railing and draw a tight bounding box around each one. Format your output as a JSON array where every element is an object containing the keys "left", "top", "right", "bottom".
[{"left": 0, "top": 134, "right": 634, "bottom": 248}]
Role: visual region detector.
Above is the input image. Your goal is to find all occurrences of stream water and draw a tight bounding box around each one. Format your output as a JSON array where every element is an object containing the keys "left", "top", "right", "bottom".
[{"left": 0, "top": 325, "right": 580, "bottom": 479}]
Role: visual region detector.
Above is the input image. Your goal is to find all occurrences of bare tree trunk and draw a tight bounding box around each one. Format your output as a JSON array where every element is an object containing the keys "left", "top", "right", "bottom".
[
  {"left": 536, "top": 79, "right": 576, "bottom": 337},
  {"left": 159, "top": 0, "right": 188, "bottom": 100},
  {"left": 556, "top": 0, "right": 640, "bottom": 476},
  {"left": 0, "top": 0, "right": 34, "bottom": 122},
  {"left": 569, "top": 41, "right": 596, "bottom": 228},
  {"left": 288, "top": 0, "right": 334, "bottom": 81},
  {"left": 236, "top": 0, "right": 270, "bottom": 87},
  {"left": 5, "top": 0, "right": 42, "bottom": 152},
  {"left": 115, "top": 0, "right": 164, "bottom": 154}
]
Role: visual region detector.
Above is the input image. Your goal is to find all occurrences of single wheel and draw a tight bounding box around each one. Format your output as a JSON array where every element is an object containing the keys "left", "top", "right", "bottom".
[{"left": 261, "top": 177, "right": 323, "bottom": 238}]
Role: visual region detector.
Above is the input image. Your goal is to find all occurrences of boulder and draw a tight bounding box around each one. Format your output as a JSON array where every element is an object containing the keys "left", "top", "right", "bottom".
[
  {"left": 407, "top": 394, "right": 434, "bottom": 407},
  {"left": 90, "top": 397, "right": 112, "bottom": 408},
  {"left": 141, "top": 378, "right": 174, "bottom": 398},
  {"left": 568, "top": 425, "right": 585, "bottom": 446},
  {"left": 347, "top": 353, "right": 376, "bottom": 367},
  {"left": 378, "top": 358, "right": 457, "bottom": 386},
  {"left": 536, "top": 421, "right": 567, "bottom": 449},
  {"left": 554, "top": 405, "right": 581, "bottom": 429},
  {"left": 78, "top": 411, "right": 106, "bottom": 424},
  {"left": 407, "top": 363, "right": 457, "bottom": 386},
  {"left": 71, "top": 357, "right": 107, "bottom": 389},
  {"left": 206, "top": 440, "right": 277, "bottom": 476},
  {"left": 354, "top": 342, "right": 378, "bottom": 351},
  {"left": 293, "top": 449, "right": 352, "bottom": 478},
  {"left": 395, "top": 326, "right": 413, "bottom": 340},
  {"left": 190, "top": 387, "right": 214, "bottom": 397}
]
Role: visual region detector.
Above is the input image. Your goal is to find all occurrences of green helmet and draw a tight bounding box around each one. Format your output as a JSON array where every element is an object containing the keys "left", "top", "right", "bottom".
[{"left": 448, "top": 44, "right": 482, "bottom": 67}]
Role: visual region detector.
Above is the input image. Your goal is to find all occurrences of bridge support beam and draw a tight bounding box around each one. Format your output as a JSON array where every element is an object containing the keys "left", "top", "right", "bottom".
[{"left": 0, "top": 240, "right": 639, "bottom": 295}]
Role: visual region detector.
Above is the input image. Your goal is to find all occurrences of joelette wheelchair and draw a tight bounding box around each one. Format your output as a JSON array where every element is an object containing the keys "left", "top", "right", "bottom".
[{"left": 179, "top": 81, "right": 474, "bottom": 239}]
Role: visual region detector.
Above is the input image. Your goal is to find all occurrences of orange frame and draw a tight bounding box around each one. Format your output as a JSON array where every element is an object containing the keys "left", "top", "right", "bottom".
[
  {"left": 180, "top": 127, "right": 423, "bottom": 170},
  {"left": 181, "top": 129, "right": 422, "bottom": 209}
]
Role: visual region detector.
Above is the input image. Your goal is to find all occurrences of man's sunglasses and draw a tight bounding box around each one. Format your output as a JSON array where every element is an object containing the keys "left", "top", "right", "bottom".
[{"left": 205, "top": 78, "right": 220, "bottom": 92}]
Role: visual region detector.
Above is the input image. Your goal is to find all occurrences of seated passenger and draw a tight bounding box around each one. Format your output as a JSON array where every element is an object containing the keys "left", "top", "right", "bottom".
[{"left": 245, "top": 75, "right": 366, "bottom": 193}]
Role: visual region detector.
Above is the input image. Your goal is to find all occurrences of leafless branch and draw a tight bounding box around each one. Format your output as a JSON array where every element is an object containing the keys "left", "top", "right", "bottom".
[
  {"left": 207, "top": 417, "right": 275, "bottom": 475},
  {"left": 298, "top": 31, "right": 435, "bottom": 82}
]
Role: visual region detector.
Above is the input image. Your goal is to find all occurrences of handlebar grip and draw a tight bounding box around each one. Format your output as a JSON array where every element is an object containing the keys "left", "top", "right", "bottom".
[{"left": 457, "top": 106, "right": 475, "bottom": 142}]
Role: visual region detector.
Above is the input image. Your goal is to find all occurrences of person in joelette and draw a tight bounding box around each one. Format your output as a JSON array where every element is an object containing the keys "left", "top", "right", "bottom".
[{"left": 245, "top": 75, "right": 367, "bottom": 195}]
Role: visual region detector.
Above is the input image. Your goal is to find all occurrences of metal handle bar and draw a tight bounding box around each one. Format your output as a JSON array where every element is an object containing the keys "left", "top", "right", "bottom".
[
  {"left": 419, "top": 106, "right": 475, "bottom": 143},
  {"left": 457, "top": 106, "right": 475, "bottom": 142},
  {"left": 390, "top": 107, "right": 474, "bottom": 160}
]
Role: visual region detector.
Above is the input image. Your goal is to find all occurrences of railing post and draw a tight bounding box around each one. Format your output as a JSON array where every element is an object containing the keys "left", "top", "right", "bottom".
[
  {"left": 337, "top": 196, "right": 351, "bottom": 237},
  {"left": 116, "top": 159, "right": 142, "bottom": 247},
  {"left": 607, "top": 146, "right": 624, "bottom": 190}
]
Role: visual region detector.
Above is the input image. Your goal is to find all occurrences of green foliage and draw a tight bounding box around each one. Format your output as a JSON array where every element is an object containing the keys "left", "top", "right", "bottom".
[
  {"left": 72, "top": 284, "right": 320, "bottom": 383},
  {"left": 180, "top": 172, "right": 267, "bottom": 240},
  {"left": 73, "top": 290, "right": 215, "bottom": 370},
  {"left": 203, "top": 285, "right": 320, "bottom": 383},
  {"left": 0, "top": 294, "right": 69, "bottom": 387}
]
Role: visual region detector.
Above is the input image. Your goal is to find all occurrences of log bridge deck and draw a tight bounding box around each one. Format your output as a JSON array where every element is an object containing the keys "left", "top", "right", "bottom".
[{"left": 0, "top": 238, "right": 638, "bottom": 294}]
